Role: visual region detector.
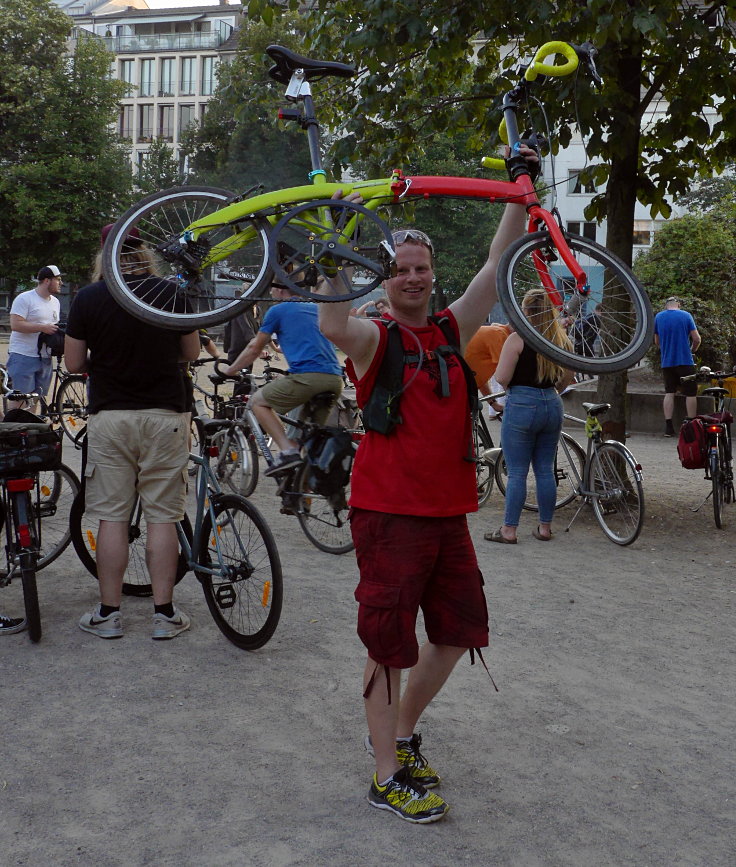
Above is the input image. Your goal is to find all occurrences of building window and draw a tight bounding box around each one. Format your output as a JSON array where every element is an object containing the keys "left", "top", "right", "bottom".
[
  {"left": 160, "top": 58, "right": 175, "bottom": 96},
  {"left": 633, "top": 220, "right": 654, "bottom": 246},
  {"left": 120, "top": 105, "right": 133, "bottom": 139},
  {"left": 567, "top": 221, "right": 597, "bottom": 241},
  {"left": 568, "top": 170, "right": 597, "bottom": 195},
  {"left": 136, "top": 150, "right": 147, "bottom": 178},
  {"left": 201, "top": 57, "right": 216, "bottom": 96},
  {"left": 140, "top": 59, "right": 154, "bottom": 97},
  {"left": 159, "top": 105, "right": 174, "bottom": 141},
  {"left": 120, "top": 59, "right": 134, "bottom": 96},
  {"left": 181, "top": 57, "right": 196, "bottom": 95},
  {"left": 138, "top": 104, "right": 153, "bottom": 141},
  {"left": 179, "top": 104, "right": 196, "bottom": 135}
]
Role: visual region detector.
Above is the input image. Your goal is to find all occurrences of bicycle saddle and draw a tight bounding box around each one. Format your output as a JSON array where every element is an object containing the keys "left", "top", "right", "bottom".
[
  {"left": 702, "top": 387, "right": 730, "bottom": 398},
  {"left": 266, "top": 44, "right": 356, "bottom": 84},
  {"left": 582, "top": 402, "right": 611, "bottom": 417}
]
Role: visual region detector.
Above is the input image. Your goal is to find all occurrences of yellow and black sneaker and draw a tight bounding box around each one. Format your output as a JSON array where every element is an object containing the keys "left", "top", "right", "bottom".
[
  {"left": 364, "top": 732, "right": 441, "bottom": 788},
  {"left": 367, "top": 766, "right": 449, "bottom": 823}
]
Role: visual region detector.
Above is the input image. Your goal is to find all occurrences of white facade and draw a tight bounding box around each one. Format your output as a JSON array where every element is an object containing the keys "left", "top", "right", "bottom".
[{"left": 58, "top": 1, "right": 243, "bottom": 173}]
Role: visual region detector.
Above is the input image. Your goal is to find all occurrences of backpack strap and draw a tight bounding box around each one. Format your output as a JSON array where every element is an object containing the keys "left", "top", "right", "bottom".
[
  {"left": 428, "top": 314, "right": 479, "bottom": 417},
  {"left": 361, "top": 320, "right": 406, "bottom": 435}
]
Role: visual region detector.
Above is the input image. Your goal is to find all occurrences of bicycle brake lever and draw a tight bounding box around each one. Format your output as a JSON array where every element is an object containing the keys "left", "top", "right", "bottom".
[{"left": 573, "top": 41, "right": 603, "bottom": 89}]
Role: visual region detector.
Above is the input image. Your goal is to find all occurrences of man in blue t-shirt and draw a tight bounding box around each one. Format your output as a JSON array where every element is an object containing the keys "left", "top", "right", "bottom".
[
  {"left": 225, "top": 281, "right": 343, "bottom": 474},
  {"left": 653, "top": 296, "right": 701, "bottom": 436}
]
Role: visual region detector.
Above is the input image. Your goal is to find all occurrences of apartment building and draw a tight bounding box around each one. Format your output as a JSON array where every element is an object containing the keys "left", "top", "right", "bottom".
[{"left": 58, "top": 0, "right": 243, "bottom": 173}]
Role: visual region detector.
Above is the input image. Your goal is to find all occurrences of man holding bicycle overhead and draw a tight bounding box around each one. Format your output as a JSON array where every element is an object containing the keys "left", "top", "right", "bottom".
[
  {"left": 224, "top": 278, "right": 344, "bottom": 476},
  {"left": 319, "top": 152, "right": 537, "bottom": 824}
]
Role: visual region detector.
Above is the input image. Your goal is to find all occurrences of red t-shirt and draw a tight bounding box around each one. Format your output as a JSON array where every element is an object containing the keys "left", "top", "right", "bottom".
[{"left": 347, "top": 311, "right": 477, "bottom": 517}]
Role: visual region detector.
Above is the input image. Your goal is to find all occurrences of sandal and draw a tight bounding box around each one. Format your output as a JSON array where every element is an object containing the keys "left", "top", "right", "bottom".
[
  {"left": 532, "top": 526, "right": 553, "bottom": 541},
  {"left": 484, "top": 528, "right": 517, "bottom": 544}
]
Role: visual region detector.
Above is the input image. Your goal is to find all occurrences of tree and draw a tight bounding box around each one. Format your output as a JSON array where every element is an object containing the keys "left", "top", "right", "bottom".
[
  {"left": 249, "top": 0, "right": 736, "bottom": 438},
  {"left": 634, "top": 200, "right": 736, "bottom": 371},
  {"left": 0, "top": 0, "right": 132, "bottom": 288},
  {"left": 181, "top": 13, "right": 313, "bottom": 194},
  {"left": 137, "top": 137, "right": 182, "bottom": 194}
]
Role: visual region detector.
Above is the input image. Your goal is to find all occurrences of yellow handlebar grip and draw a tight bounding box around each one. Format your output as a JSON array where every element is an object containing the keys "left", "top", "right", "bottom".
[
  {"left": 481, "top": 156, "right": 507, "bottom": 171},
  {"left": 525, "top": 41, "right": 579, "bottom": 81}
]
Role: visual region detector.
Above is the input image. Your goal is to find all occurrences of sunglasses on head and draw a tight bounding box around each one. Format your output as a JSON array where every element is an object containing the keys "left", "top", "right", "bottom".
[{"left": 392, "top": 229, "right": 435, "bottom": 258}]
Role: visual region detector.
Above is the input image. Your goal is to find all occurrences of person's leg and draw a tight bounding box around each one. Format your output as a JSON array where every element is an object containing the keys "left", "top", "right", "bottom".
[
  {"left": 5, "top": 354, "right": 38, "bottom": 411},
  {"left": 685, "top": 394, "right": 698, "bottom": 417},
  {"left": 95, "top": 520, "right": 130, "bottom": 606},
  {"left": 662, "top": 392, "right": 675, "bottom": 420},
  {"left": 530, "top": 394, "right": 564, "bottom": 533},
  {"left": 398, "top": 643, "right": 467, "bottom": 737},
  {"left": 34, "top": 358, "right": 53, "bottom": 403},
  {"left": 250, "top": 390, "right": 296, "bottom": 453},
  {"left": 498, "top": 392, "right": 538, "bottom": 540},
  {"left": 364, "top": 660, "right": 403, "bottom": 782},
  {"left": 146, "top": 522, "right": 180, "bottom": 604}
]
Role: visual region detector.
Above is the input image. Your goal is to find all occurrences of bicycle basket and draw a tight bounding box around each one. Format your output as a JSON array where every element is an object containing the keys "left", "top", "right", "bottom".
[
  {"left": 304, "top": 426, "right": 355, "bottom": 495},
  {"left": 0, "top": 421, "right": 62, "bottom": 476}
]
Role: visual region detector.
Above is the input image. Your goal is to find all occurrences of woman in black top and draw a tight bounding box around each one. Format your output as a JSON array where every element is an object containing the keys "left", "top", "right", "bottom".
[{"left": 486, "top": 288, "right": 574, "bottom": 543}]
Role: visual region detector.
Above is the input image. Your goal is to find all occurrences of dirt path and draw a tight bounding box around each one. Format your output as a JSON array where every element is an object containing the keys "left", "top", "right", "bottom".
[{"left": 1, "top": 432, "right": 734, "bottom": 866}]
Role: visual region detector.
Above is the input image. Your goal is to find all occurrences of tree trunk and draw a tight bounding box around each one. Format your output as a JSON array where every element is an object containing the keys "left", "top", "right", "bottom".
[{"left": 596, "top": 46, "right": 643, "bottom": 443}]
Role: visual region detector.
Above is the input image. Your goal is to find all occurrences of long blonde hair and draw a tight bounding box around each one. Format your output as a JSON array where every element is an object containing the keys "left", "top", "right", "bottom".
[
  {"left": 521, "top": 287, "right": 573, "bottom": 383},
  {"left": 91, "top": 245, "right": 161, "bottom": 283}
]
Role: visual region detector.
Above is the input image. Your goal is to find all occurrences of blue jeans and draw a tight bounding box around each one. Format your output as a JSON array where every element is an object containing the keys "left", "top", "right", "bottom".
[
  {"left": 501, "top": 386, "right": 563, "bottom": 526},
  {"left": 6, "top": 353, "right": 53, "bottom": 397}
]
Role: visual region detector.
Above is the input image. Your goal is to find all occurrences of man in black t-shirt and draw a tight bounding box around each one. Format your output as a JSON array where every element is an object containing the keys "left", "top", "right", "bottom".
[{"left": 65, "top": 246, "right": 200, "bottom": 640}]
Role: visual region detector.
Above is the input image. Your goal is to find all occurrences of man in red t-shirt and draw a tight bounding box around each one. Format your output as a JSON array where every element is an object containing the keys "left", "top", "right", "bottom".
[{"left": 319, "top": 154, "right": 536, "bottom": 824}]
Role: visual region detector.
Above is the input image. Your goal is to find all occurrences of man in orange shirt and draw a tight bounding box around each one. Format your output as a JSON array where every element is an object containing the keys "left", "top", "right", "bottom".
[{"left": 464, "top": 323, "right": 512, "bottom": 413}]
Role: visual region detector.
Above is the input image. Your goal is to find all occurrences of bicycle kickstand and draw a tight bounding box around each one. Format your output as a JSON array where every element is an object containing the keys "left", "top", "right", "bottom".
[{"left": 690, "top": 488, "right": 713, "bottom": 513}]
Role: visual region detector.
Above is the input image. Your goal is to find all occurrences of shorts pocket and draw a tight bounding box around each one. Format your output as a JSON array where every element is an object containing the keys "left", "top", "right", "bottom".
[{"left": 354, "top": 581, "right": 403, "bottom": 663}]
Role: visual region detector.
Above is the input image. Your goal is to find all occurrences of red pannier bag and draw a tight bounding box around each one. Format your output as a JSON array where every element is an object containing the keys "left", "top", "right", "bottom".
[{"left": 677, "top": 417, "right": 708, "bottom": 469}]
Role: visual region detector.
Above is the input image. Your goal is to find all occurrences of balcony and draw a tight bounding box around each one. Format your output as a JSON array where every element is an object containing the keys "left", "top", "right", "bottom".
[{"left": 104, "top": 32, "right": 228, "bottom": 54}]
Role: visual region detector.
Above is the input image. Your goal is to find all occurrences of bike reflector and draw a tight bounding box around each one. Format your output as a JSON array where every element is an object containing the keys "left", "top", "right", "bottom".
[{"left": 6, "top": 477, "right": 35, "bottom": 492}]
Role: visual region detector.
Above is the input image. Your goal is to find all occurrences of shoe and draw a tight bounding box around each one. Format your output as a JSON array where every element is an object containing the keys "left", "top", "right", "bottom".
[
  {"left": 264, "top": 450, "right": 302, "bottom": 477},
  {"left": 664, "top": 421, "right": 675, "bottom": 438},
  {"left": 79, "top": 605, "right": 123, "bottom": 639},
  {"left": 364, "top": 733, "right": 441, "bottom": 788},
  {"left": 0, "top": 614, "right": 26, "bottom": 635},
  {"left": 367, "top": 766, "right": 449, "bottom": 823},
  {"left": 152, "top": 606, "right": 190, "bottom": 640},
  {"left": 532, "top": 526, "right": 553, "bottom": 541},
  {"left": 484, "top": 528, "right": 517, "bottom": 544}
]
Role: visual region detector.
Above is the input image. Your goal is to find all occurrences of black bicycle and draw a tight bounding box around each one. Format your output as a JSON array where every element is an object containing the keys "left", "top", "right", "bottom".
[{"left": 681, "top": 368, "right": 735, "bottom": 529}]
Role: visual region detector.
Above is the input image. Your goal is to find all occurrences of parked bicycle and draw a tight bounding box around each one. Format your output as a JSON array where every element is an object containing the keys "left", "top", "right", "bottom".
[
  {"left": 69, "top": 412, "right": 282, "bottom": 650},
  {"left": 680, "top": 368, "right": 734, "bottom": 529},
  {"left": 0, "top": 391, "right": 79, "bottom": 641},
  {"left": 101, "top": 40, "right": 653, "bottom": 375}
]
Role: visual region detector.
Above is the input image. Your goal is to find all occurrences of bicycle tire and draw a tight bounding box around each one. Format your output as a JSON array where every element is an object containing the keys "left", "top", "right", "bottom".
[
  {"left": 69, "top": 493, "right": 192, "bottom": 596},
  {"left": 474, "top": 416, "right": 496, "bottom": 508},
  {"left": 35, "top": 463, "right": 80, "bottom": 570},
  {"left": 211, "top": 426, "right": 259, "bottom": 498},
  {"left": 294, "top": 461, "right": 354, "bottom": 554},
  {"left": 497, "top": 232, "right": 654, "bottom": 374},
  {"left": 102, "top": 186, "right": 273, "bottom": 330},
  {"left": 21, "top": 561, "right": 41, "bottom": 643},
  {"left": 494, "top": 431, "right": 585, "bottom": 511},
  {"left": 197, "top": 493, "right": 282, "bottom": 650},
  {"left": 55, "top": 375, "right": 89, "bottom": 443},
  {"left": 712, "top": 443, "right": 724, "bottom": 529},
  {"left": 587, "top": 440, "right": 644, "bottom": 545}
]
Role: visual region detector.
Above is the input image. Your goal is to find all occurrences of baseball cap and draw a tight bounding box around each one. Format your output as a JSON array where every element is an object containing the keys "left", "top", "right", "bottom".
[
  {"left": 37, "top": 265, "right": 63, "bottom": 281},
  {"left": 100, "top": 223, "right": 142, "bottom": 248}
]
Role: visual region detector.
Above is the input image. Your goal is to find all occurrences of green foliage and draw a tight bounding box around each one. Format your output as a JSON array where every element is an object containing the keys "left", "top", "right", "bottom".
[
  {"left": 634, "top": 208, "right": 736, "bottom": 370},
  {"left": 137, "top": 138, "right": 182, "bottom": 194},
  {"left": 182, "top": 13, "right": 313, "bottom": 193},
  {"left": 677, "top": 167, "right": 736, "bottom": 214},
  {"left": 0, "top": 0, "right": 132, "bottom": 287}
]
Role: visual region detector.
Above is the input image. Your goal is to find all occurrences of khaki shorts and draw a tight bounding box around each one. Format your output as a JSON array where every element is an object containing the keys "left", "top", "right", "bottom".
[
  {"left": 259, "top": 372, "right": 343, "bottom": 422},
  {"left": 85, "top": 409, "right": 190, "bottom": 523}
]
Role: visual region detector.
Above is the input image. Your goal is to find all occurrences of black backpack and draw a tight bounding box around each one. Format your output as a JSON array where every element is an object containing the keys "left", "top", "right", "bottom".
[
  {"left": 38, "top": 322, "right": 66, "bottom": 358},
  {"left": 304, "top": 425, "right": 356, "bottom": 495},
  {"left": 361, "top": 315, "right": 478, "bottom": 436}
]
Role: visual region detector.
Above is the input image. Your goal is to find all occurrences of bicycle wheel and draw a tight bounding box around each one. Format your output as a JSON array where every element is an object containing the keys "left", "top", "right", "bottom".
[
  {"left": 197, "top": 494, "right": 282, "bottom": 650},
  {"left": 69, "top": 493, "right": 192, "bottom": 596},
  {"left": 587, "top": 441, "right": 644, "bottom": 545},
  {"left": 497, "top": 232, "right": 654, "bottom": 374},
  {"left": 102, "top": 186, "right": 272, "bottom": 330},
  {"left": 35, "top": 463, "right": 80, "bottom": 570},
  {"left": 55, "top": 375, "right": 89, "bottom": 443},
  {"left": 21, "top": 560, "right": 41, "bottom": 643},
  {"left": 494, "top": 431, "right": 585, "bottom": 511},
  {"left": 711, "top": 442, "right": 724, "bottom": 529},
  {"left": 474, "top": 416, "right": 496, "bottom": 508},
  {"left": 211, "top": 426, "right": 259, "bottom": 498},
  {"left": 294, "top": 461, "right": 354, "bottom": 554}
]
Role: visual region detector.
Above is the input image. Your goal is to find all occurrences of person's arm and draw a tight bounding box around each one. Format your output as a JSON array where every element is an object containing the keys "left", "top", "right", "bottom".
[
  {"left": 179, "top": 330, "right": 201, "bottom": 362},
  {"left": 556, "top": 368, "right": 576, "bottom": 392},
  {"left": 10, "top": 314, "right": 58, "bottom": 335},
  {"left": 654, "top": 334, "right": 660, "bottom": 347},
  {"left": 202, "top": 336, "right": 220, "bottom": 359},
  {"left": 493, "top": 332, "right": 524, "bottom": 388},
  {"left": 690, "top": 329, "right": 701, "bottom": 352},
  {"left": 319, "top": 300, "right": 381, "bottom": 380},
  {"left": 64, "top": 335, "right": 89, "bottom": 373},
  {"left": 225, "top": 331, "right": 271, "bottom": 374}
]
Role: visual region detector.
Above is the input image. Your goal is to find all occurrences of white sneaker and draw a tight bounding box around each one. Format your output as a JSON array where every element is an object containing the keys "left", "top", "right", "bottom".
[
  {"left": 152, "top": 606, "right": 190, "bottom": 640},
  {"left": 79, "top": 604, "right": 123, "bottom": 639}
]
